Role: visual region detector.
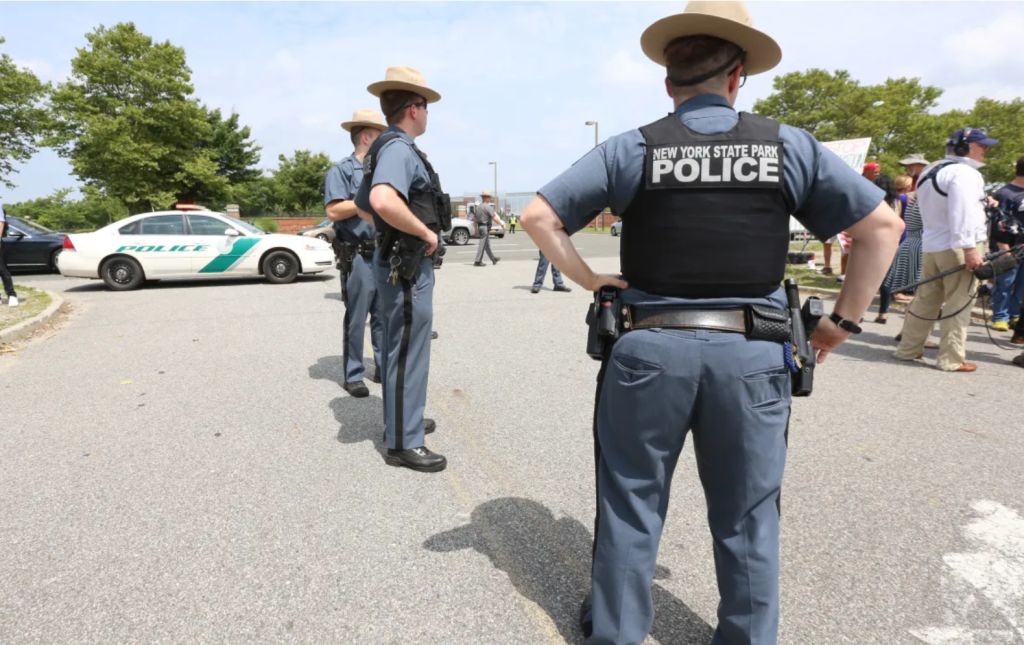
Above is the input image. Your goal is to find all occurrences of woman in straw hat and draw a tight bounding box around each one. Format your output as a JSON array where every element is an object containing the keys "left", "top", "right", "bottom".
[
  {"left": 519, "top": 2, "right": 902, "bottom": 643},
  {"left": 353, "top": 65, "right": 447, "bottom": 473},
  {"left": 325, "top": 109, "right": 388, "bottom": 398}
]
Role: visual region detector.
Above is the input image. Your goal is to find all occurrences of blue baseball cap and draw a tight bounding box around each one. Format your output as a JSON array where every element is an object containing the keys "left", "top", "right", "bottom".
[{"left": 949, "top": 128, "right": 999, "bottom": 146}]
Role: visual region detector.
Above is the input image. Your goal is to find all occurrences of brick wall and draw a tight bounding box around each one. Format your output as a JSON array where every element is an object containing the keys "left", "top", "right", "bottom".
[{"left": 266, "top": 218, "right": 323, "bottom": 235}]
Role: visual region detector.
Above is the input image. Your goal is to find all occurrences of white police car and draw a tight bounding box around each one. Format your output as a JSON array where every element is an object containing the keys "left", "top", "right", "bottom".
[{"left": 58, "top": 209, "right": 335, "bottom": 290}]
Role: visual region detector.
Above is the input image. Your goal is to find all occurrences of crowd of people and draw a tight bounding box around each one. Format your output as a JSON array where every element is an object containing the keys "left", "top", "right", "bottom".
[{"left": 821, "top": 147, "right": 1024, "bottom": 371}]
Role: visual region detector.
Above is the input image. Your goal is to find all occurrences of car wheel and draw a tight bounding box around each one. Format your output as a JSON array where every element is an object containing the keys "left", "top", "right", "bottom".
[
  {"left": 495, "top": 233, "right": 505, "bottom": 239},
  {"left": 101, "top": 256, "right": 145, "bottom": 291},
  {"left": 452, "top": 228, "right": 470, "bottom": 246},
  {"left": 316, "top": 234, "right": 329, "bottom": 241},
  {"left": 264, "top": 250, "right": 300, "bottom": 284},
  {"left": 50, "top": 248, "right": 62, "bottom": 273}
]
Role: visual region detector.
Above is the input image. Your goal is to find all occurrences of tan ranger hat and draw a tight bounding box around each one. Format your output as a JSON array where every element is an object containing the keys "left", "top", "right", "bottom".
[
  {"left": 640, "top": 1, "right": 781, "bottom": 75},
  {"left": 367, "top": 65, "right": 441, "bottom": 104},
  {"left": 340, "top": 109, "right": 387, "bottom": 132},
  {"left": 480, "top": 190, "right": 492, "bottom": 198}
]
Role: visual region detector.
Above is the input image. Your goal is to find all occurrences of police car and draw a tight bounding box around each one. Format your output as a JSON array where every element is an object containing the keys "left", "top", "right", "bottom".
[{"left": 58, "top": 208, "right": 335, "bottom": 290}]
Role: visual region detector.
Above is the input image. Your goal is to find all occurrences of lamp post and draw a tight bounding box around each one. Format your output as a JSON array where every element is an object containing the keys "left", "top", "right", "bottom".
[
  {"left": 585, "top": 121, "right": 599, "bottom": 148},
  {"left": 488, "top": 161, "right": 497, "bottom": 214}
]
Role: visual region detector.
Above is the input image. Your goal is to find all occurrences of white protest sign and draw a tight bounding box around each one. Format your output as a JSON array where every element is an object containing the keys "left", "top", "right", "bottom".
[{"left": 820, "top": 137, "right": 873, "bottom": 172}]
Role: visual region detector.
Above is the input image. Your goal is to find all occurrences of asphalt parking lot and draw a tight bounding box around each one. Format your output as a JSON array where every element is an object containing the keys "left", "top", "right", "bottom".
[{"left": 2, "top": 238, "right": 1024, "bottom": 645}]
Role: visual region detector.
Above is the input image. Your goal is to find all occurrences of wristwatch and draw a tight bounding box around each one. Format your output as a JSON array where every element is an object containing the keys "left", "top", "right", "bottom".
[{"left": 829, "top": 312, "right": 862, "bottom": 334}]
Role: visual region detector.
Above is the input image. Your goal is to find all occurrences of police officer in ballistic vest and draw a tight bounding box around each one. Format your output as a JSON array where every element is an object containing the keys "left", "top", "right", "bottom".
[
  {"left": 325, "top": 109, "right": 387, "bottom": 398},
  {"left": 520, "top": 3, "right": 902, "bottom": 643},
  {"left": 355, "top": 66, "right": 450, "bottom": 473}
]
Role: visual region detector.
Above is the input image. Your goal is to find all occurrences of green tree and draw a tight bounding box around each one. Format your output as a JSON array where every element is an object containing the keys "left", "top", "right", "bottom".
[
  {"left": 46, "top": 23, "right": 222, "bottom": 214},
  {"left": 753, "top": 69, "right": 946, "bottom": 176},
  {"left": 179, "top": 107, "right": 262, "bottom": 205},
  {"left": 3, "top": 187, "right": 128, "bottom": 231},
  {"left": 969, "top": 98, "right": 1024, "bottom": 185},
  {"left": 228, "top": 173, "right": 284, "bottom": 217},
  {"left": 273, "top": 150, "right": 331, "bottom": 214},
  {"left": 0, "top": 37, "right": 50, "bottom": 189}
]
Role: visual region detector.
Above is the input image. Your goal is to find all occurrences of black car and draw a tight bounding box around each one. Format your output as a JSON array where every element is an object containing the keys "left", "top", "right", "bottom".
[{"left": 2, "top": 217, "right": 66, "bottom": 272}]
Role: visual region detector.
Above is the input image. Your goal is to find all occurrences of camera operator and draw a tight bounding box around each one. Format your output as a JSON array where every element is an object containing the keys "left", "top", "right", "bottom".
[
  {"left": 991, "top": 155, "right": 1024, "bottom": 335},
  {"left": 895, "top": 128, "right": 999, "bottom": 372}
]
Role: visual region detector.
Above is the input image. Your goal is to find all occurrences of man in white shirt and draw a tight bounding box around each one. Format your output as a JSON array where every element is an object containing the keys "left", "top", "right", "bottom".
[
  {"left": 0, "top": 205, "right": 18, "bottom": 307},
  {"left": 895, "top": 128, "right": 999, "bottom": 372}
]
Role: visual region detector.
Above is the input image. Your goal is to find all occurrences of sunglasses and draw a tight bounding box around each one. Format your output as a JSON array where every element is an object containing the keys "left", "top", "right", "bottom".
[{"left": 408, "top": 100, "right": 428, "bottom": 113}]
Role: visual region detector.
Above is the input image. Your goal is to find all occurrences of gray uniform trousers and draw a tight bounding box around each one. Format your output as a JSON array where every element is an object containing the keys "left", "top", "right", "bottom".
[
  {"left": 533, "top": 250, "right": 565, "bottom": 289},
  {"left": 587, "top": 328, "right": 790, "bottom": 645},
  {"left": 341, "top": 252, "right": 384, "bottom": 384},
  {"left": 475, "top": 223, "right": 498, "bottom": 263},
  {"left": 374, "top": 256, "right": 435, "bottom": 451}
]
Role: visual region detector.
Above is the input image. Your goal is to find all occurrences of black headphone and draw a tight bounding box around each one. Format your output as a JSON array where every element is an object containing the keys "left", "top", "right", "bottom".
[{"left": 951, "top": 128, "right": 972, "bottom": 156}]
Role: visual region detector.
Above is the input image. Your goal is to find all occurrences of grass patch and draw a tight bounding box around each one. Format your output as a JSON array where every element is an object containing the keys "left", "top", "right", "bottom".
[
  {"left": 0, "top": 285, "right": 52, "bottom": 333},
  {"left": 785, "top": 266, "right": 841, "bottom": 292}
]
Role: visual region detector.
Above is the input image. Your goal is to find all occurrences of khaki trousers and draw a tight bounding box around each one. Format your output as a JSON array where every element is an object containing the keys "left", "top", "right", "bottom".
[{"left": 894, "top": 244, "right": 983, "bottom": 370}]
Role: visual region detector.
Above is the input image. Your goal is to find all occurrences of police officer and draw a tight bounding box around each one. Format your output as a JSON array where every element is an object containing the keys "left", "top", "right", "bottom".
[
  {"left": 519, "top": 3, "right": 902, "bottom": 643},
  {"left": 355, "top": 65, "right": 447, "bottom": 473},
  {"left": 325, "top": 109, "right": 387, "bottom": 398},
  {"left": 473, "top": 190, "right": 502, "bottom": 267}
]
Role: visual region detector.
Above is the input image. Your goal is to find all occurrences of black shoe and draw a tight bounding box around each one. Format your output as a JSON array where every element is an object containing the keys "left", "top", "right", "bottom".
[
  {"left": 553, "top": 284, "right": 572, "bottom": 293},
  {"left": 531, "top": 286, "right": 541, "bottom": 294},
  {"left": 343, "top": 380, "right": 369, "bottom": 398},
  {"left": 579, "top": 595, "right": 592, "bottom": 638},
  {"left": 370, "top": 370, "right": 381, "bottom": 384},
  {"left": 493, "top": 257, "right": 501, "bottom": 265},
  {"left": 474, "top": 262, "right": 486, "bottom": 267},
  {"left": 431, "top": 331, "right": 439, "bottom": 340},
  {"left": 384, "top": 446, "right": 447, "bottom": 472}
]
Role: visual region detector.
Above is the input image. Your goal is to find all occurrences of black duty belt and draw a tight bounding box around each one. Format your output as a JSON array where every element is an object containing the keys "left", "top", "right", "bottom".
[
  {"left": 627, "top": 305, "right": 791, "bottom": 343},
  {"left": 629, "top": 307, "right": 746, "bottom": 333}
]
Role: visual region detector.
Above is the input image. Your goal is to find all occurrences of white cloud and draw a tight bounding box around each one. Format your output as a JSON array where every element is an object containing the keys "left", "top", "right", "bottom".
[
  {"left": 11, "top": 58, "right": 57, "bottom": 81},
  {"left": 943, "top": 9, "right": 1024, "bottom": 72},
  {"left": 600, "top": 50, "right": 661, "bottom": 87}
]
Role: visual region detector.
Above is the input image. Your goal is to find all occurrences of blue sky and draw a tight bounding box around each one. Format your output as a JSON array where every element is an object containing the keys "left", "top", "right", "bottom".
[{"left": 2, "top": 1, "right": 1021, "bottom": 205}]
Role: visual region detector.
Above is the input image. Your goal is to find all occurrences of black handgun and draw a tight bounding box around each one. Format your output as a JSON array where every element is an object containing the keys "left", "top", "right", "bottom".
[{"left": 784, "top": 278, "right": 823, "bottom": 397}]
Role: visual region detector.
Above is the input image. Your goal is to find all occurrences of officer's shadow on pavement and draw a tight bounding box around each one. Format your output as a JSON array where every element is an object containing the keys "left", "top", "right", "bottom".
[
  {"left": 309, "top": 355, "right": 386, "bottom": 455},
  {"left": 424, "top": 497, "right": 714, "bottom": 645}
]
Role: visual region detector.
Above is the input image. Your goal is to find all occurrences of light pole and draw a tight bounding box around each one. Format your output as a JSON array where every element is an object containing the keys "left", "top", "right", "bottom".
[
  {"left": 488, "top": 161, "right": 498, "bottom": 215},
  {"left": 585, "top": 121, "right": 599, "bottom": 148}
]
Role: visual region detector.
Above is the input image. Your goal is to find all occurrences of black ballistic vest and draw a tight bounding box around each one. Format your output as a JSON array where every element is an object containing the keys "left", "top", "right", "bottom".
[
  {"left": 620, "top": 112, "right": 792, "bottom": 298},
  {"left": 363, "top": 133, "right": 452, "bottom": 235}
]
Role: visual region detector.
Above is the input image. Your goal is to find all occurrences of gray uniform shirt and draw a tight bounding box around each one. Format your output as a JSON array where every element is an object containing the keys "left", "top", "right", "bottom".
[
  {"left": 538, "top": 93, "right": 885, "bottom": 309},
  {"left": 476, "top": 202, "right": 497, "bottom": 225},
  {"left": 354, "top": 126, "right": 432, "bottom": 219},
  {"left": 324, "top": 154, "right": 375, "bottom": 243}
]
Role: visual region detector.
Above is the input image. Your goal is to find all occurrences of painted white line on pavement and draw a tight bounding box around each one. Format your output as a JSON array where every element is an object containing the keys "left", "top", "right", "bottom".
[{"left": 910, "top": 501, "right": 1024, "bottom": 644}]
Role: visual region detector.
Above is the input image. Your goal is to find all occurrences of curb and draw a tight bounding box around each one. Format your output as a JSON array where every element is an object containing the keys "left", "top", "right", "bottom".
[{"left": 0, "top": 290, "right": 66, "bottom": 346}]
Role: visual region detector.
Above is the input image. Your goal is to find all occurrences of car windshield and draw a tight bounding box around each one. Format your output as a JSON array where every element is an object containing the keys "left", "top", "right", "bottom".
[
  {"left": 233, "top": 219, "right": 265, "bottom": 236},
  {"left": 316, "top": 220, "right": 329, "bottom": 228},
  {"left": 12, "top": 218, "right": 57, "bottom": 234}
]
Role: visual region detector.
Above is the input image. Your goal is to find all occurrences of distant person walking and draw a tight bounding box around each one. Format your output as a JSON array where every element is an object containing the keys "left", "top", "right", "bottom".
[
  {"left": 509, "top": 214, "right": 517, "bottom": 234},
  {"left": 473, "top": 190, "right": 502, "bottom": 267},
  {"left": 0, "top": 205, "right": 18, "bottom": 307}
]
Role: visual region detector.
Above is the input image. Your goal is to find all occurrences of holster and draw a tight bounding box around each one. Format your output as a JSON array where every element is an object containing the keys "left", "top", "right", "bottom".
[
  {"left": 378, "top": 229, "right": 431, "bottom": 281},
  {"left": 586, "top": 287, "right": 622, "bottom": 360},
  {"left": 333, "top": 239, "right": 355, "bottom": 274}
]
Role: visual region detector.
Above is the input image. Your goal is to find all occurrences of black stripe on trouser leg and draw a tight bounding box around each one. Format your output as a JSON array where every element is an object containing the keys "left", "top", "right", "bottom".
[
  {"left": 341, "top": 271, "right": 350, "bottom": 382},
  {"left": 774, "top": 413, "right": 790, "bottom": 520},
  {"left": 394, "top": 277, "right": 414, "bottom": 451},
  {"left": 591, "top": 348, "right": 612, "bottom": 563}
]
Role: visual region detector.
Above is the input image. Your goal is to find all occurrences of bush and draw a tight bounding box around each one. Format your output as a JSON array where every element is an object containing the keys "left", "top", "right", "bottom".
[{"left": 252, "top": 218, "right": 279, "bottom": 233}]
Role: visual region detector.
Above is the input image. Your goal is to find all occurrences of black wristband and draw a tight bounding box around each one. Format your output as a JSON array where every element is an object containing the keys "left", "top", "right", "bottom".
[{"left": 829, "top": 312, "right": 862, "bottom": 334}]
